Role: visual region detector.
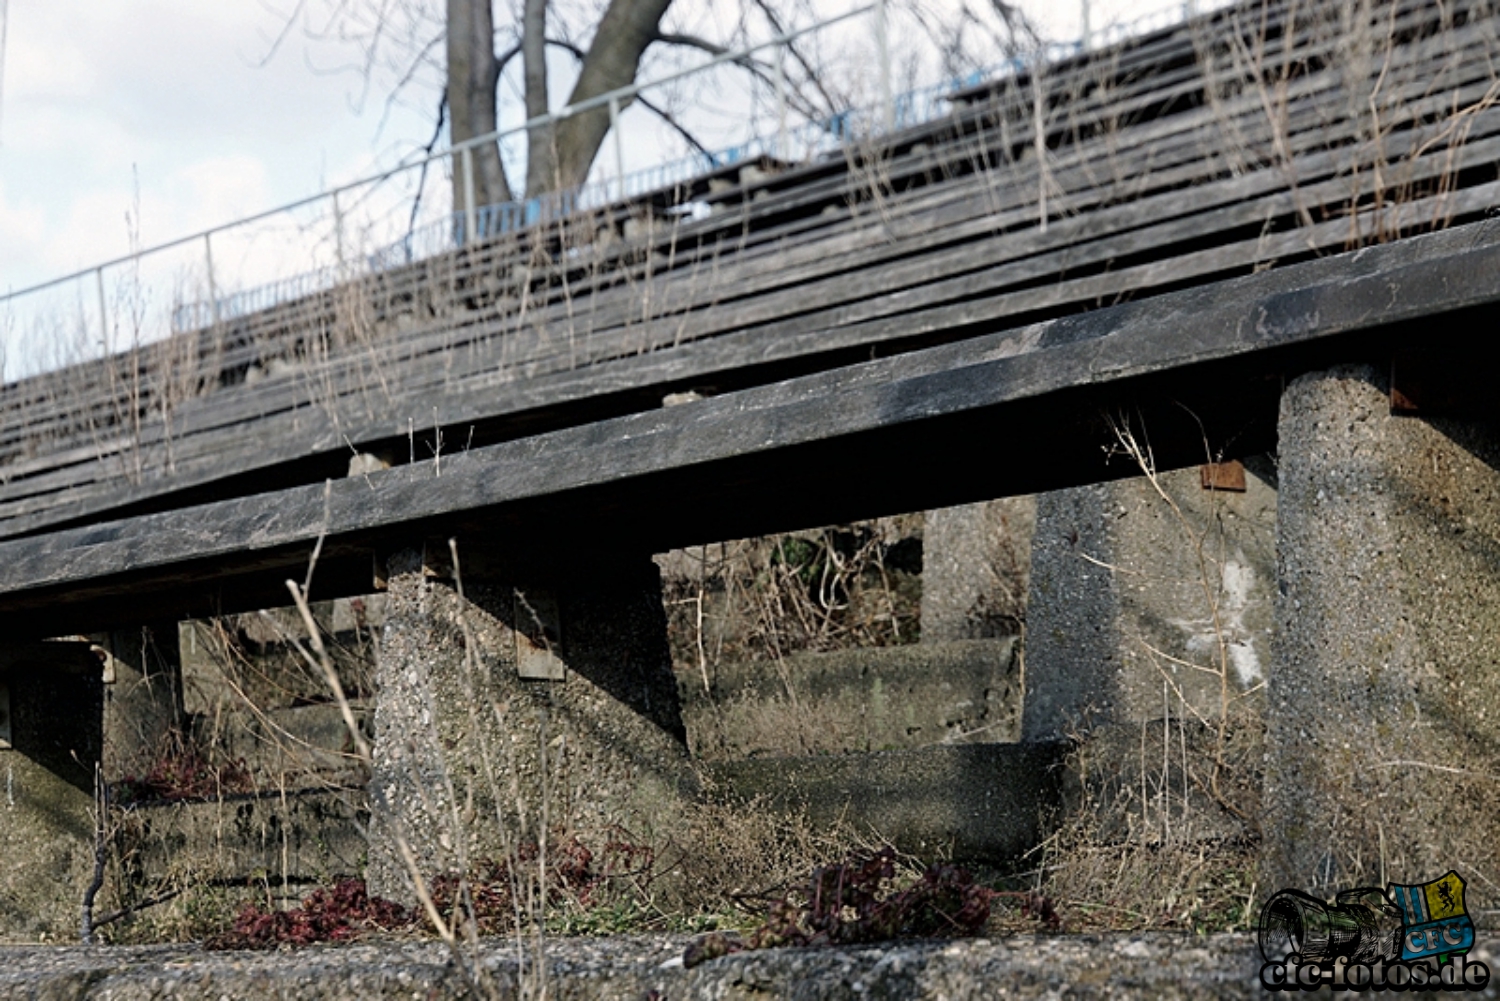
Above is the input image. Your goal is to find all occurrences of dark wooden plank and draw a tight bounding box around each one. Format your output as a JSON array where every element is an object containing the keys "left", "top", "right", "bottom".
[
  {"left": 2, "top": 0, "right": 1500, "bottom": 525},
  {"left": 1, "top": 215, "right": 1497, "bottom": 638},
  {"left": 3, "top": 89, "right": 1497, "bottom": 539},
  {"left": 0, "top": 0, "right": 1470, "bottom": 459}
]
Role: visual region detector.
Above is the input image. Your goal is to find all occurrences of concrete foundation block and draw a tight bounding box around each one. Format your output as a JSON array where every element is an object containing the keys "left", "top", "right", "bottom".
[
  {"left": 0, "top": 643, "right": 104, "bottom": 942},
  {"left": 177, "top": 599, "right": 379, "bottom": 793},
  {"left": 98, "top": 625, "right": 183, "bottom": 786},
  {"left": 119, "top": 790, "right": 367, "bottom": 889},
  {"left": 1022, "top": 462, "right": 1277, "bottom": 742},
  {"left": 367, "top": 549, "right": 695, "bottom": 903},
  {"left": 680, "top": 638, "right": 1021, "bottom": 759},
  {"left": 179, "top": 598, "right": 380, "bottom": 720},
  {"left": 921, "top": 498, "right": 1035, "bottom": 641},
  {"left": 707, "top": 742, "right": 1068, "bottom": 863},
  {"left": 215, "top": 704, "right": 371, "bottom": 789},
  {"left": 1263, "top": 364, "right": 1500, "bottom": 893}
]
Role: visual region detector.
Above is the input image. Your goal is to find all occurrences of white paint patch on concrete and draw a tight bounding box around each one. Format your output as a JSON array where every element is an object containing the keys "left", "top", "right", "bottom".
[{"left": 1169, "top": 554, "right": 1263, "bottom": 686}]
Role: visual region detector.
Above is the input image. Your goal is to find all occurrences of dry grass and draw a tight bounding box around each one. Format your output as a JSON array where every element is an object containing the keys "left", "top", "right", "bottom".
[
  {"left": 1033, "top": 710, "right": 1265, "bottom": 935},
  {"left": 660, "top": 516, "right": 924, "bottom": 679}
]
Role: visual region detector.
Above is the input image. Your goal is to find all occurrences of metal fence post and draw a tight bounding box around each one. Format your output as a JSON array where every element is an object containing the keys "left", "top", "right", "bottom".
[
  {"left": 877, "top": 0, "right": 893, "bottom": 131},
  {"left": 332, "top": 190, "right": 346, "bottom": 270},
  {"left": 610, "top": 96, "right": 626, "bottom": 201},
  {"left": 204, "top": 233, "right": 220, "bottom": 325},
  {"left": 1034, "top": 58, "right": 1048, "bottom": 234},
  {"left": 95, "top": 268, "right": 109, "bottom": 350},
  {"left": 461, "top": 147, "right": 478, "bottom": 245},
  {"left": 776, "top": 43, "right": 789, "bottom": 159}
]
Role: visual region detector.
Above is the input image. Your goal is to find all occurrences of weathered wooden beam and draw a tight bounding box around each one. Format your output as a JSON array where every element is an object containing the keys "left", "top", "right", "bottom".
[
  {"left": 5, "top": 0, "right": 1498, "bottom": 556},
  {"left": 6, "top": 70, "right": 1498, "bottom": 543},
  {"left": 5, "top": 56, "right": 1494, "bottom": 531},
  {"left": 5, "top": 0, "right": 1482, "bottom": 460},
  {"left": 1, "top": 218, "right": 1496, "bottom": 638},
  {"left": 11, "top": 18, "right": 1488, "bottom": 474}
]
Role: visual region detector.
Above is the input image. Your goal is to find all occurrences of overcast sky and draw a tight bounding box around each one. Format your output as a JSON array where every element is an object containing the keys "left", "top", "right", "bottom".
[
  {"left": 0, "top": 1, "right": 438, "bottom": 290},
  {"left": 0, "top": 0, "right": 1162, "bottom": 301}
]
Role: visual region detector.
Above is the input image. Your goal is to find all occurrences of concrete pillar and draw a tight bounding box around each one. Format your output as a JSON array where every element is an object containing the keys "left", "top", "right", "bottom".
[
  {"left": 0, "top": 642, "right": 104, "bottom": 941},
  {"left": 98, "top": 623, "right": 183, "bottom": 785},
  {"left": 680, "top": 639, "right": 1023, "bottom": 759},
  {"left": 367, "top": 547, "right": 694, "bottom": 903},
  {"left": 1263, "top": 364, "right": 1500, "bottom": 893},
  {"left": 921, "top": 498, "right": 1036, "bottom": 642},
  {"left": 1022, "top": 464, "right": 1277, "bottom": 742}
]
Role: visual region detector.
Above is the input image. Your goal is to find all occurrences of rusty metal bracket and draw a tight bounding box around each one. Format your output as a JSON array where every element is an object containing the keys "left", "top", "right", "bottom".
[
  {"left": 1391, "top": 356, "right": 1429, "bottom": 414},
  {"left": 1390, "top": 369, "right": 1421, "bottom": 413},
  {"left": 1200, "top": 460, "right": 1247, "bottom": 492}
]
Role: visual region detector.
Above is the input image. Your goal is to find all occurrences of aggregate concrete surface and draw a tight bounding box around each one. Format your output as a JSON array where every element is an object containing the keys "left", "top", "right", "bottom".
[{"left": 8, "top": 931, "right": 1498, "bottom": 999}]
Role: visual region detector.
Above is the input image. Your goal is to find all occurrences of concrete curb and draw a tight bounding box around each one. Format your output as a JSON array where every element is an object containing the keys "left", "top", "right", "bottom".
[{"left": 12, "top": 930, "right": 1497, "bottom": 999}]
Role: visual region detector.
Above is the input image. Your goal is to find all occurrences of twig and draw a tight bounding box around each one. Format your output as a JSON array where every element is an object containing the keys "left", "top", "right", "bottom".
[{"left": 80, "top": 764, "right": 108, "bottom": 943}]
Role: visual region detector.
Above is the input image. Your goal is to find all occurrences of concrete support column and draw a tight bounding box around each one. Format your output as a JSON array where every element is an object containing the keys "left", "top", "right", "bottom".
[
  {"left": 1022, "top": 467, "right": 1277, "bottom": 742},
  {"left": 921, "top": 497, "right": 1035, "bottom": 642},
  {"left": 367, "top": 547, "right": 694, "bottom": 903},
  {"left": 0, "top": 642, "right": 104, "bottom": 940},
  {"left": 97, "top": 623, "right": 182, "bottom": 785},
  {"left": 1263, "top": 364, "right": 1500, "bottom": 893},
  {"left": 1018, "top": 463, "right": 1277, "bottom": 848}
]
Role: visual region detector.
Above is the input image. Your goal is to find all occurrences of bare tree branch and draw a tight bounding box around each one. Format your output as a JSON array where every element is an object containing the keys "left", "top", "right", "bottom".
[
  {"left": 377, "top": 29, "right": 446, "bottom": 138},
  {"left": 254, "top": 0, "right": 314, "bottom": 67},
  {"left": 547, "top": 37, "right": 714, "bottom": 161},
  {"left": 652, "top": 30, "right": 824, "bottom": 119},
  {"left": 652, "top": 30, "right": 728, "bottom": 57},
  {"left": 404, "top": 92, "right": 448, "bottom": 248},
  {"left": 552, "top": 0, "right": 675, "bottom": 189},
  {"left": 748, "top": 0, "right": 840, "bottom": 117},
  {"left": 636, "top": 92, "right": 715, "bottom": 158}
]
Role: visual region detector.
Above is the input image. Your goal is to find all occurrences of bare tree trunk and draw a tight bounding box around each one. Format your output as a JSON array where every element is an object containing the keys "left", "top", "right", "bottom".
[
  {"left": 448, "top": 0, "right": 512, "bottom": 215},
  {"left": 522, "top": 0, "right": 556, "bottom": 197},
  {"left": 551, "top": 0, "right": 674, "bottom": 190}
]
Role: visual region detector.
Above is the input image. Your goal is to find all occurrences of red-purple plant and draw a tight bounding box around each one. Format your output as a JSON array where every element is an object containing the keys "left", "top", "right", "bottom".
[
  {"left": 114, "top": 731, "right": 252, "bottom": 804},
  {"left": 210, "top": 879, "right": 409, "bottom": 950},
  {"left": 684, "top": 848, "right": 1061, "bottom": 968},
  {"left": 425, "top": 833, "right": 651, "bottom": 933}
]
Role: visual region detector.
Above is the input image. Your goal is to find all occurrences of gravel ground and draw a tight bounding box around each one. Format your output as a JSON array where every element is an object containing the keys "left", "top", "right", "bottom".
[{"left": 3, "top": 931, "right": 1499, "bottom": 999}]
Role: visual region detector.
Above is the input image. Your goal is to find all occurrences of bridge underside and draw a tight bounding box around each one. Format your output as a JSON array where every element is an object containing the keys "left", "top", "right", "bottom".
[
  {"left": 0, "top": 219, "right": 1491, "bottom": 638},
  {"left": 4, "top": 0, "right": 1500, "bottom": 947}
]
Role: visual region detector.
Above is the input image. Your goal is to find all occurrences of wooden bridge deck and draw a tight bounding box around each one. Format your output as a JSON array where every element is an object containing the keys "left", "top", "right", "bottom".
[
  {"left": 0, "top": 216, "right": 1491, "bottom": 637},
  {"left": 0, "top": 0, "right": 1495, "bottom": 633}
]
